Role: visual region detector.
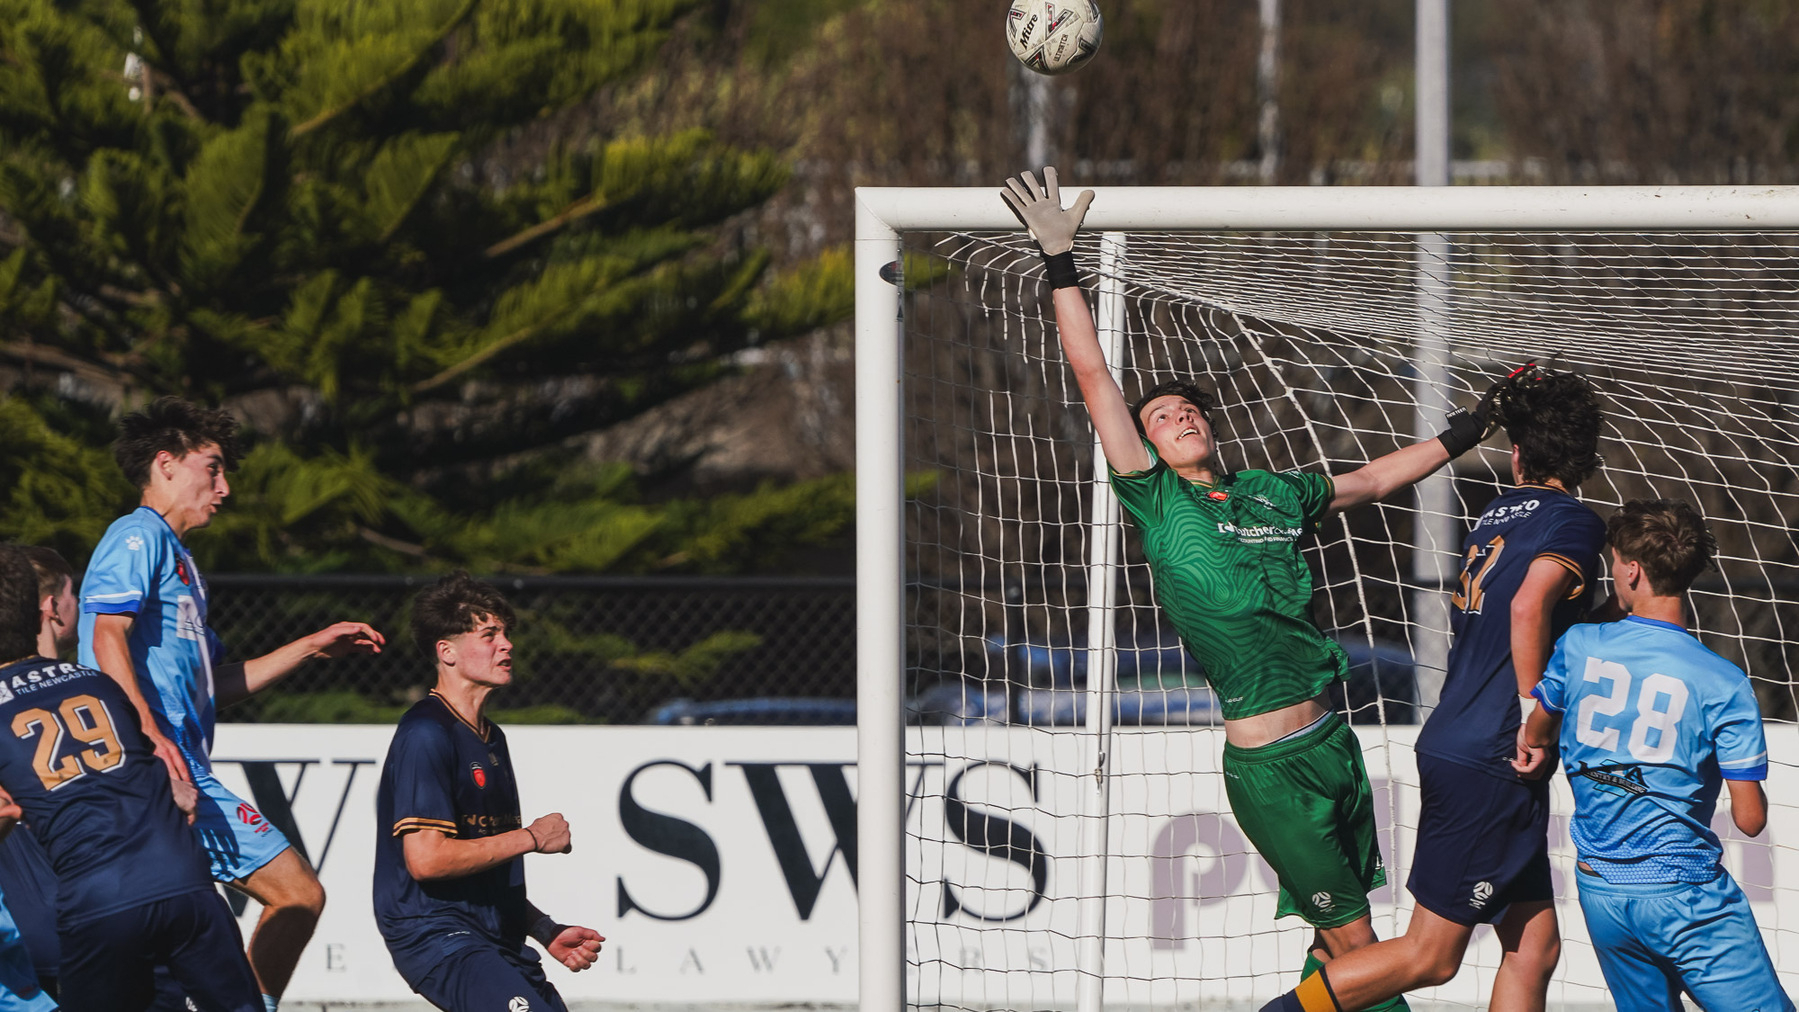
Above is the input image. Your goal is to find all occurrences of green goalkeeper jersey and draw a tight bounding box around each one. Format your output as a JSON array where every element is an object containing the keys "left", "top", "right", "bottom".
[{"left": 1109, "top": 442, "right": 1349, "bottom": 720}]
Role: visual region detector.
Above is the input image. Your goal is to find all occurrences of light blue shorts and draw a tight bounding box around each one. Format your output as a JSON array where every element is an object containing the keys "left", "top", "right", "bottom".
[
  {"left": 0, "top": 886, "right": 54, "bottom": 1012},
  {"left": 1577, "top": 867, "right": 1795, "bottom": 1012},
  {"left": 190, "top": 763, "right": 292, "bottom": 884}
]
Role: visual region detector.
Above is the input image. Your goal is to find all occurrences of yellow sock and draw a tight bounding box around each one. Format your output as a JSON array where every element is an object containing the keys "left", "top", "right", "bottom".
[{"left": 1295, "top": 968, "right": 1343, "bottom": 1012}]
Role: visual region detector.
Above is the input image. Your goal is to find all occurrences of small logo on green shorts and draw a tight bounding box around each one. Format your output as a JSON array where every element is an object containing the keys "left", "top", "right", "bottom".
[{"left": 1311, "top": 891, "right": 1334, "bottom": 912}]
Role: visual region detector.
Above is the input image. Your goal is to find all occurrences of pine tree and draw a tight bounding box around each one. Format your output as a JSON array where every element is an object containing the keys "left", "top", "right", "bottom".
[{"left": 0, "top": 0, "right": 855, "bottom": 573}]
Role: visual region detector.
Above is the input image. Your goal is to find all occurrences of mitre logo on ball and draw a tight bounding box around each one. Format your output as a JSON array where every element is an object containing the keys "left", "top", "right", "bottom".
[{"left": 1006, "top": 0, "right": 1104, "bottom": 76}]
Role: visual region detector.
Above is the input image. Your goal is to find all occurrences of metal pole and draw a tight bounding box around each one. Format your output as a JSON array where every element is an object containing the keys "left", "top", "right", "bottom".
[
  {"left": 1412, "top": 0, "right": 1454, "bottom": 709},
  {"left": 1257, "top": 0, "right": 1281, "bottom": 184},
  {"left": 1074, "top": 233, "right": 1127, "bottom": 1012},
  {"left": 854, "top": 196, "right": 905, "bottom": 1012}
]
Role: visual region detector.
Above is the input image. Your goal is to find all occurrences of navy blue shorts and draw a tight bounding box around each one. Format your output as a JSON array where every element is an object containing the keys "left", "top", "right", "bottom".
[
  {"left": 412, "top": 944, "right": 568, "bottom": 1012},
  {"left": 56, "top": 889, "right": 261, "bottom": 1012},
  {"left": 1407, "top": 753, "right": 1552, "bottom": 925}
]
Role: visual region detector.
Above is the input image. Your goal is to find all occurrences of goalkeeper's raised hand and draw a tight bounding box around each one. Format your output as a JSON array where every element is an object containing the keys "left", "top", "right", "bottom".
[
  {"left": 1438, "top": 362, "right": 1537, "bottom": 459},
  {"left": 1003, "top": 168, "right": 1097, "bottom": 291}
]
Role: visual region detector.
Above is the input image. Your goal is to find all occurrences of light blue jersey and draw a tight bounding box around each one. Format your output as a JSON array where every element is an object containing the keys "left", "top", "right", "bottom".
[
  {"left": 78, "top": 507, "right": 223, "bottom": 769},
  {"left": 1536, "top": 614, "right": 1790, "bottom": 1012},
  {"left": 1533, "top": 615, "right": 1769, "bottom": 884}
]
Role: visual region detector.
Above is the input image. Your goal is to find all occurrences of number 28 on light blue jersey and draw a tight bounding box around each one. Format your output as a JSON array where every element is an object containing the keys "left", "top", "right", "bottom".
[{"left": 1533, "top": 615, "right": 1768, "bottom": 884}]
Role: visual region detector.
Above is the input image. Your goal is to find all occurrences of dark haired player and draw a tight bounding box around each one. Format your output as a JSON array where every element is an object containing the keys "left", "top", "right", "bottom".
[
  {"left": 1003, "top": 168, "right": 1503, "bottom": 1008},
  {"left": 1262, "top": 367, "right": 1607, "bottom": 1012},
  {"left": 0, "top": 547, "right": 84, "bottom": 997},
  {"left": 1526, "top": 501, "right": 1792, "bottom": 1012},
  {"left": 0, "top": 544, "right": 261, "bottom": 1011},
  {"left": 78, "top": 396, "right": 384, "bottom": 1011},
  {"left": 375, "top": 573, "right": 603, "bottom": 1012}
]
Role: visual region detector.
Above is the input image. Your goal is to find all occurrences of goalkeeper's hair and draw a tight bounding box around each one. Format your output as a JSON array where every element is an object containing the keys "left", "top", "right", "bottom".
[
  {"left": 1491, "top": 368, "right": 1603, "bottom": 487},
  {"left": 1607, "top": 499, "right": 1715, "bottom": 597},
  {"left": 0, "top": 546, "right": 40, "bottom": 663},
  {"left": 410, "top": 571, "right": 517, "bottom": 660},
  {"left": 1131, "top": 379, "right": 1216, "bottom": 437},
  {"left": 114, "top": 397, "right": 240, "bottom": 489}
]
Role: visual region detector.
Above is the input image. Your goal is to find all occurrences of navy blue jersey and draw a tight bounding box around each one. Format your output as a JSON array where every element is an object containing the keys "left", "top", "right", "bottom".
[
  {"left": 1416, "top": 484, "right": 1606, "bottom": 778},
  {"left": 0, "top": 823, "right": 58, "bottom": 978},
  {"left": 374, "top": 693, "right": 533, "bottom": 983},
  {"left": 0, "top": 659, "right": 212, "bottom": 927}
]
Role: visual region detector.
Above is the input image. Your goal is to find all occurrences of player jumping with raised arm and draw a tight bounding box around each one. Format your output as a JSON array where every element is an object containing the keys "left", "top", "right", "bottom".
[
  {"left": 78, "top": 397, "right": 385, "bottom": 1012},
  {"left": 1001, "top": 168, "right": 1499, "bottom": 1008},
  {"left": 375, "top": 573, "right": 604, "bottom": 1012},
  {"left": 1525, "top": 501, "right": 1793, "bottom": 1012},
  {"left": 0, "top": 544, "right": 263, "bottom": 1012},
  {"left": 1262, "top": 368, "right": 1606, "bottom": 1012}
]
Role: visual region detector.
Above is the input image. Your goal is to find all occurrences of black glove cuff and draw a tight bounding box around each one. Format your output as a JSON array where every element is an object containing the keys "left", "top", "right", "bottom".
[
  {"left": 1437, "top": 407, "right": 1487, "bottom": 459},
  {"left": 1042, "top": 250, "right": 1082, "bottom": 290}
]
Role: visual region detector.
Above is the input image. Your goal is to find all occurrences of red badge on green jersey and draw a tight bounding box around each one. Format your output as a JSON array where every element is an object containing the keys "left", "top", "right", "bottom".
[{"left": 1207, "top": 490, "right": 1229, "bottom": 501}]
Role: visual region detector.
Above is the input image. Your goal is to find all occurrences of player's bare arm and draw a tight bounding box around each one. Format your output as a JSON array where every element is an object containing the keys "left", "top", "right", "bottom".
[
  {"left": 402, "top": 811, "right": 570, "bottom": 881},
  {"left": 214, "top": 620, "right": 386, "bottom": 706},
  {"left": 1002, "top": 168, "right": 1151, "bottom": 475},
  {"left": 89, "top": 611, "right": 191, "bottom": 783},
  {"left": 1522, "top": 701, "right": 1559, "bottom": 752},
  {"left": 1509, "top": 559, "right": 1579, "bottom": 777},
  {"left": 1326, "top": 439, "right": 1453, "bottom": 513},
  {"left": 526, "top": 900, "right": 605, "bottom": 972},
  {"left": 1728, "top": 779, "right": 1768, "bottom": 837}
]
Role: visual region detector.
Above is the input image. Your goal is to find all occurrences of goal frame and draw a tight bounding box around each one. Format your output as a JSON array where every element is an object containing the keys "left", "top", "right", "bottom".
[{"left": 853, "top": 184, "right": 1799, "bottom": 1012}]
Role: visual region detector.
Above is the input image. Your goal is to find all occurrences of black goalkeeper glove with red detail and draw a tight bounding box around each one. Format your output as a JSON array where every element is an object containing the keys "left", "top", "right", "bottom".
[{"left": 1438, "top": 360, "right": 1541, "bottom": 459}]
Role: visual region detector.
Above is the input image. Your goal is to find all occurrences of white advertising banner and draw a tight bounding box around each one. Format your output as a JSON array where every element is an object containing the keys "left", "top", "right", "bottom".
[{"left": 211, "top": 724, "right": 1799, "bottom": 1006}]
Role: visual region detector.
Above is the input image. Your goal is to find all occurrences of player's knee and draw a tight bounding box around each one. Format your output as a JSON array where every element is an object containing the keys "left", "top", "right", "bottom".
[
  {"left": 1417, "top": 952, "right": 1462, "bottom": 988},
  {"left": 296, "top": 876, "right": 326, "bottom": 918}
]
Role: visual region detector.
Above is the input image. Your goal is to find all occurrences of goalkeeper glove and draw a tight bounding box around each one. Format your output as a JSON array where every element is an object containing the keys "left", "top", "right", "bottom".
[
  {"left": 1001, "top": 167, "right": 1095, "bottom": 289},
  {"left": 1440, "top": 360, "right": 1555, "bottom": 458}
]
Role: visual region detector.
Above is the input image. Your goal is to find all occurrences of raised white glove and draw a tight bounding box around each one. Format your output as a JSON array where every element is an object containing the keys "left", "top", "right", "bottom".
[{"left": 1000, "top": 167, "right": 1095, "bottom": 256}]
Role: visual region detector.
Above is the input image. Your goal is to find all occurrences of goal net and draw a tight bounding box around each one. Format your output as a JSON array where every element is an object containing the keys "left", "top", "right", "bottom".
[{"left": 855, "top": 188, "right": 1799, "bottom": 1012}]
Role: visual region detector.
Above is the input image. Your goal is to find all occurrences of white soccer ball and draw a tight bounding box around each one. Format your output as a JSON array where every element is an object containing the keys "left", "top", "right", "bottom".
[{"left": 1006, "top": 0, "right": 1104, "bottom": 76}]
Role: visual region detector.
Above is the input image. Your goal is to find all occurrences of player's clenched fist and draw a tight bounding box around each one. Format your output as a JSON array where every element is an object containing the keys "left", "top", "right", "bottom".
[
  {"left": 526, "top": 813, "right": 572, "bottom": 854},
  {"left": 548, "top": 926, "right": 605, "bottom": 972}
]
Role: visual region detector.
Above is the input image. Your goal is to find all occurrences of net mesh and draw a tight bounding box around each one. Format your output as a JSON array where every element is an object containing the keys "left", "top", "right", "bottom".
[{"left": 898, "top": 226, "right": 1799, "bottom": 1009}]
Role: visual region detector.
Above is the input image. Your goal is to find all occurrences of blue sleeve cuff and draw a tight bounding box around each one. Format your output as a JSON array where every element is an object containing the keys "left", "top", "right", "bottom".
[
  {"left": 1721, "top": 765, "right": 1768, "bottom": 782},
  {"left": 81, "top": 601, "right": 141, "bottom": 616},
  {"left": 1530, "top": 683, "right": 1564, "bottom": 715}
]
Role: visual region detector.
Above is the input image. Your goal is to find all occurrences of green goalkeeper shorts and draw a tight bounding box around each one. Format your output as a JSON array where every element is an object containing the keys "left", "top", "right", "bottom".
[{"left": 1222, "top": 712, "right": 1387, "bottom": 929}]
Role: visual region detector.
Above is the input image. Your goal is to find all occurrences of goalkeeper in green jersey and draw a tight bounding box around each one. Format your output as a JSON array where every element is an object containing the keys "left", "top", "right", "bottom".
[{"left": 1003, "top": 168, "right": 1496, "bottom": 1008}]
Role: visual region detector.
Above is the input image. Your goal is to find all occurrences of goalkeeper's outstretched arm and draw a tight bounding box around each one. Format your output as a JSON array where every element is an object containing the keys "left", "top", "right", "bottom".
[{"left": 1002, "top": 169, "right": 1151, "bottom": 475}]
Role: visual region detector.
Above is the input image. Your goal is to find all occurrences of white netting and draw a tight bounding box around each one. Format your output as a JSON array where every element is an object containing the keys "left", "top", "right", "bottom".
[{"left": 897, "top": 227, "right": 1799, "bottom": 1010}]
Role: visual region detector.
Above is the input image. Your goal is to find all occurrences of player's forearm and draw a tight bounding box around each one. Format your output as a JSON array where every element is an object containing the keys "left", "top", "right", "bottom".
[
  {"left": 1329, "top": 439, "right": 1451, "bottom": 510},
  {"left": 403, "top": 828, "right": 537, "bottom": 882},
  {"left": 1523, "top": 704, "right": 1559, "bottom": 749},
  {"left": 1054, "top": 287, "right": 1151, "bottom": 473},
  {"left": 226, "top": 638, "right": 320, "bottom": 703}
]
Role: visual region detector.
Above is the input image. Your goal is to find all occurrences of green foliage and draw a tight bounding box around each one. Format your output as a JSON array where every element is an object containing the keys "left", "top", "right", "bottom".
[{"left": 0, "top": 0, "right": 858, "bottom": 575}]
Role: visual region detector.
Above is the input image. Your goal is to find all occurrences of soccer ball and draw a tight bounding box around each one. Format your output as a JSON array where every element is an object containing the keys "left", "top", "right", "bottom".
[{"left": 1006, "top": 0, "right": 1104, "bottom": 76}]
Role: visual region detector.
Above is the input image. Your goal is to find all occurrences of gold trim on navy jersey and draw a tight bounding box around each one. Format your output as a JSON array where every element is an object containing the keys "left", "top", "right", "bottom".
[
  {"left": 429, "top": 690, "right": 492, "bottom": 742},
  {"left": 391, "top": 816, "right": 458, "bottom": 837},
  {"left": 1535, "top": 551, "right": 1588, "bottom": 599}
]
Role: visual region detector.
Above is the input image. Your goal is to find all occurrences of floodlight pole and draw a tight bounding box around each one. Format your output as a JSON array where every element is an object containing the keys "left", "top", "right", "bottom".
[{"left": 1412, "top": 0, "right": 1456, "bottom": 711}]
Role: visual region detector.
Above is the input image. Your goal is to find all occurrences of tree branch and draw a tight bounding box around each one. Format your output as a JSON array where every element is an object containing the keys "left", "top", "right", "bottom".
[
  {"left": 483, "top": 193, "right": 609, "bottom": 260},
  {"left": 289, "top": 0, "right": 479, "bottom": 139}
]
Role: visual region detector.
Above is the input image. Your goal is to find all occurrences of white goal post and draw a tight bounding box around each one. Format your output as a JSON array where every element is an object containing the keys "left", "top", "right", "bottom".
[{"left": 855, "top": 185, "right": 1799, "bottom": 1012}]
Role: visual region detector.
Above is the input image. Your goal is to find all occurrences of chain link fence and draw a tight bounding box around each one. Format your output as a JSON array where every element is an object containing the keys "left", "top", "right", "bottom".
[{"left": 208, "top": 575, "right": 856, "bottom": 725}]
